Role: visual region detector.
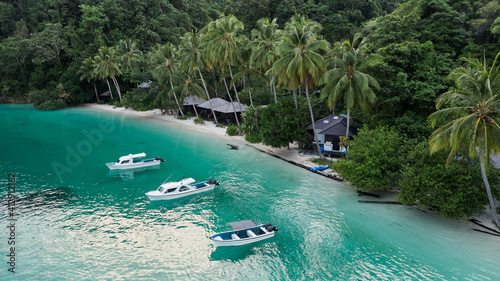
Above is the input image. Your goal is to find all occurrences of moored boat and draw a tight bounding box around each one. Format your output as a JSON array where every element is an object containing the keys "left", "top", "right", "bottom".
[
  {"left": 311, "top": 164, "right": 329, "bottom": 172},
  {"left": 145, "top": 177, "right": 219, "bottom": 200},
  {"left": 106, "top": 153, "right": 165, "bottom": 170},
  {"left": 210, "top": 220, "right": 278, "bottom": 247}
]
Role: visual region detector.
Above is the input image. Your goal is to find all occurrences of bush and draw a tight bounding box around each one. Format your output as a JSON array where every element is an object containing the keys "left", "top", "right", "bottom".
[
  {"left": 398, "top": 142, "right": 500, "bottom": 219},
  {"left": 226, "top": 124, "right": 240, "bottom": 136},
  {"left": 332, "top": 126, "right": 409, "bottom": 191},
  {"left": 194, "top": 118, "right": 205, "bottom": 125},
  {"left": 97, "top": 100, "right": 105, "bottom": 104},
  {"left": 245, "top": 133, "right": 261, "bottom": 143},
  {"left": 37, "top": 100, "right": 65, "bottom": 110},
  {"left": 28, "top": 88, "right": 65, "bottom": 110}
]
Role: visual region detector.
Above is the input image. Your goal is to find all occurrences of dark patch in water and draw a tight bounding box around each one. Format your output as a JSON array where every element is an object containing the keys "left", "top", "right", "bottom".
[{"left": 3, "top": 187, "right": 74, "bottom": 212}]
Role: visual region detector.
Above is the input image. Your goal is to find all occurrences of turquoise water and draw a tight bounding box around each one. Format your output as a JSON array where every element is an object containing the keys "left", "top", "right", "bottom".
[{"left": 1, "top": 104, "right": 500, "bottom": 280}]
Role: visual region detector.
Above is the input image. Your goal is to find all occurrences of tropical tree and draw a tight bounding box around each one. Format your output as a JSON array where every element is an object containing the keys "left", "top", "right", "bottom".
[
  {"left": 232, "top": 46, "right": 255, "bottom": 107},
  {"left": 202, "top": 14, "right": 245, "bottom": 121},
  {"left": 272, "top": 15, "right": 329, "bottom": 159},
  {"left": 150, "top": 43, "right": 183, "bottom": 116},
  {"left": 115, "top": 39, "right": 142, "bottom": 72},
  {"left": 249, "top": 18, "right": 282, "bottom": 104},
  {"left": 78, "top": 57, "right": 100, "bottom": 102},
  {"left": 170, "top": 70, "right": 206, "bottom": 119},
  {"left": 178, "top": 32, "right": 218, "bottom": 123},
  {"left": 319, "top": 33, "right": 379, "bottom": 139},
  {"left": 428, "top": 53, "right": 500, "bottom": 228},
  {"left": 93, "top": 46, "right": 123, "bottom": 102}
]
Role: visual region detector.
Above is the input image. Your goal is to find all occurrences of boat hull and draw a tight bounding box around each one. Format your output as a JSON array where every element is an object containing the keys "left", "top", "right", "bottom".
[
  {"left": 106, "top": 159, "right": 161, "bottom": 170},
  {"left": 210, "top": 224, "right": 276, "bottom": 246},
  {"left": 146, "top": 184, "right": 215, "bottom": 200},
  {"left": 211, "top": 232, "right": 275, "bottom": 246}
]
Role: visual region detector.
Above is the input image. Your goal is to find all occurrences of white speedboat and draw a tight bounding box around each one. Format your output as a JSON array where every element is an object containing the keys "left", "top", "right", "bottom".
[
  {"left": 145, "top": 177, "right": 219, "bottom": 200},
  {"left": 106, "top": 153, "right": 165, "bottom": 170},
  {"left": 210, "top": 220, "right": 278, "bottom": 247}
]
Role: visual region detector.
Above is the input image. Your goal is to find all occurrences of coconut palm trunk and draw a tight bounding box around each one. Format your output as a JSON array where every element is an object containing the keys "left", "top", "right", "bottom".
[
  {"left": 223, "top": 78, "right": 240, "bottom": 127},
  {"left": 248, "top": 74, "right": 254, "bottom": 108},
  {"left": 111, "top": 76, "right": 122, "bottom": 102},
  {"left": 190, "top": 94, "right": 199, "bottom": 118},
  {"left": 305, "top": 78, "right": 324, "bottom": 159},
  {"left": 346, "top": 108, "right": 350, "bottom": 138},
  {"left": 227, "top": 59, "right": 242, "bottom": 105},
  {"left": 93, "top": 82, "right": 99, "bottom": 101},
  {"left": 270, "top": 76, "right": 277, "bottom": 103},
  {"left": 105, "top": 78, "right": 114, "bottom": 99},
  {"left": 169, "top": 74, "right": 184, "bottom": 116},
  {"left": 197, "top": 68, "right": 218, "bottom": 124},
  {"left": 480, "top": 156, "right": 500, "bottom": 227}
]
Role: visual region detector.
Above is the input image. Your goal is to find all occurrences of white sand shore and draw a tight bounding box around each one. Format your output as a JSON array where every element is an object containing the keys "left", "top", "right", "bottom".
[{"left": 82, "top": 103, "right": 499, "bottom": 233}]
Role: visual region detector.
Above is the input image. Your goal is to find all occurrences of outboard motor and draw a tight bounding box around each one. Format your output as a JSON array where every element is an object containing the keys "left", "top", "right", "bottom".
[
  {"left": 265, "top": 223, "right": 278, "bottom": 232},
  {"left": 155, "top": 156, "right": 165, "bottom": 162},
  {"left": 208, "top": 178, "right": 220, "bottom": 186}
]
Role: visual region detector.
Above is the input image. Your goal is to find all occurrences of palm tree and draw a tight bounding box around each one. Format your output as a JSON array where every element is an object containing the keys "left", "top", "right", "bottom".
[
  {"left": 249, "top": 18, "right": 281, "bottom": 104},
  {"left": 115, "top": 39, "right": 142, "bottom": 72},
  {"left": 428, "top": 53, "right": 500, "bottom": 228},
  {"left": 232, "top": 46, "right": 255, "bottom": 107},
  {"left": 78, "top": 57, "right": 100, "bottom": 102},
  {"left": 170, "top": 70, "right": 206, "bottom": 119},
  {"left": 178, "top": 32, "right": 218, "bottom": 124},
  {"left": 319, "top": 33, "right": 379, "bottom": 139},
  {"left": 202, "top": 15, "right": 245, "bottom": 119},
  {"left": 272, "top": 15, "right": 329, "bottom": 159},
  {"left": 150, "top": 43, "right": 184, "bottom": 116},
  {"left": 93, "top": 46, "right": 123, "bottom": 102}
]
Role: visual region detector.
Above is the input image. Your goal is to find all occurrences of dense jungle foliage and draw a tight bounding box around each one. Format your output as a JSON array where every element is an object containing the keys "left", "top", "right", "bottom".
[{"left": 1, "top": 0, "right": 500, "bottom": 221}]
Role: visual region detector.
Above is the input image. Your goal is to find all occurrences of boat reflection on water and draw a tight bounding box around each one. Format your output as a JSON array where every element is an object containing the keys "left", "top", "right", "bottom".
[
  {"left": 145, "top": 194, "right": 215, "bottom": 210},
  {"left": 106, "top": 165, "right": 160, "bottom": 181},
  {"left": 209, "top": 240, "right": 277, "bottom": 261}
]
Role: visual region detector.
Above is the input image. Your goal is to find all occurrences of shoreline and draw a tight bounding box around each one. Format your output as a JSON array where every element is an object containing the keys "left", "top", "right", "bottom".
[
  {"left": 81, "top": 103, "right": 340, "bottom": 176},
  {"left": 82, "top": 103, "right": 498, "bottom": 233}
]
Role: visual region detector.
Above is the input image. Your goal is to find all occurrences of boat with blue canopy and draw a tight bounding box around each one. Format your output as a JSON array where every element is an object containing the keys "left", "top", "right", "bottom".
[{"left": 210, "top": 220, "right": 278, "bottom": 246}]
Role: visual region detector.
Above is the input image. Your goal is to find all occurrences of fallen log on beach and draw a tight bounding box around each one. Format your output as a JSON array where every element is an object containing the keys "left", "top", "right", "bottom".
[
  {"left": 469, "top": 219, "right": 500, "bottom": 235},
  {"left": 473, "top": 228, "right": 500, "bottom": 237}
]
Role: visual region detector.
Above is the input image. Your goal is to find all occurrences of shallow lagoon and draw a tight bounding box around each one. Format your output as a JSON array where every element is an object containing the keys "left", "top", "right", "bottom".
[{"left": 1, "top": 104, "right": 500, "bottom": 280}]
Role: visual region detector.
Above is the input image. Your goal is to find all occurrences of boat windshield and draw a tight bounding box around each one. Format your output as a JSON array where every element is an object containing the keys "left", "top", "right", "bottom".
[
  {"left": 132, "top": 157, "right": 144, "bottom": 163},
  {"left": 158, "top": 186, "right": 166, "bottom": 193}
]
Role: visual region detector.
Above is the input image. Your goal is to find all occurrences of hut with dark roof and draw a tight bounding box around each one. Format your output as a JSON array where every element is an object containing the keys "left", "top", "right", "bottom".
[{"left": 307, "top": 115, "right": 360, "bottom": 154}]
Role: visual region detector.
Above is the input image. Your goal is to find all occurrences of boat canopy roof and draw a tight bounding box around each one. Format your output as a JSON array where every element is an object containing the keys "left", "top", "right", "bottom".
[
  {"left": 119, "top": 153, "right": 146, "bottom": 161},
  {"left": 160, "top": 177, "right": 195, "bottom": 189},
  {"left": 227, "top": 220, "right": 258, "bottom": 230}
]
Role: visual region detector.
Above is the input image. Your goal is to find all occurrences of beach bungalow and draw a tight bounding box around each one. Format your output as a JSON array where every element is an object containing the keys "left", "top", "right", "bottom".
[
  {"left": 213, "top": 101, "right": 247, "bottom": 124},
  {"left": 307, "top": 115, "right": 360, "bottom": 155},
  {"left": 183, "top": 96, "right": 206, "bottom": 115},
  {"left": 197, "top": 98, "right": 229, "bottom": 121},
  {"left": 197, "top": 98, "right": 247, "bottom": 124}
]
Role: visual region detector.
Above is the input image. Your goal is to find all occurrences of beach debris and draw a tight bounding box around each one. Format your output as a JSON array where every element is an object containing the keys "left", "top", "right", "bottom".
[{"left": 226, "top": 144, "right": 239, "bottom": 150}]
